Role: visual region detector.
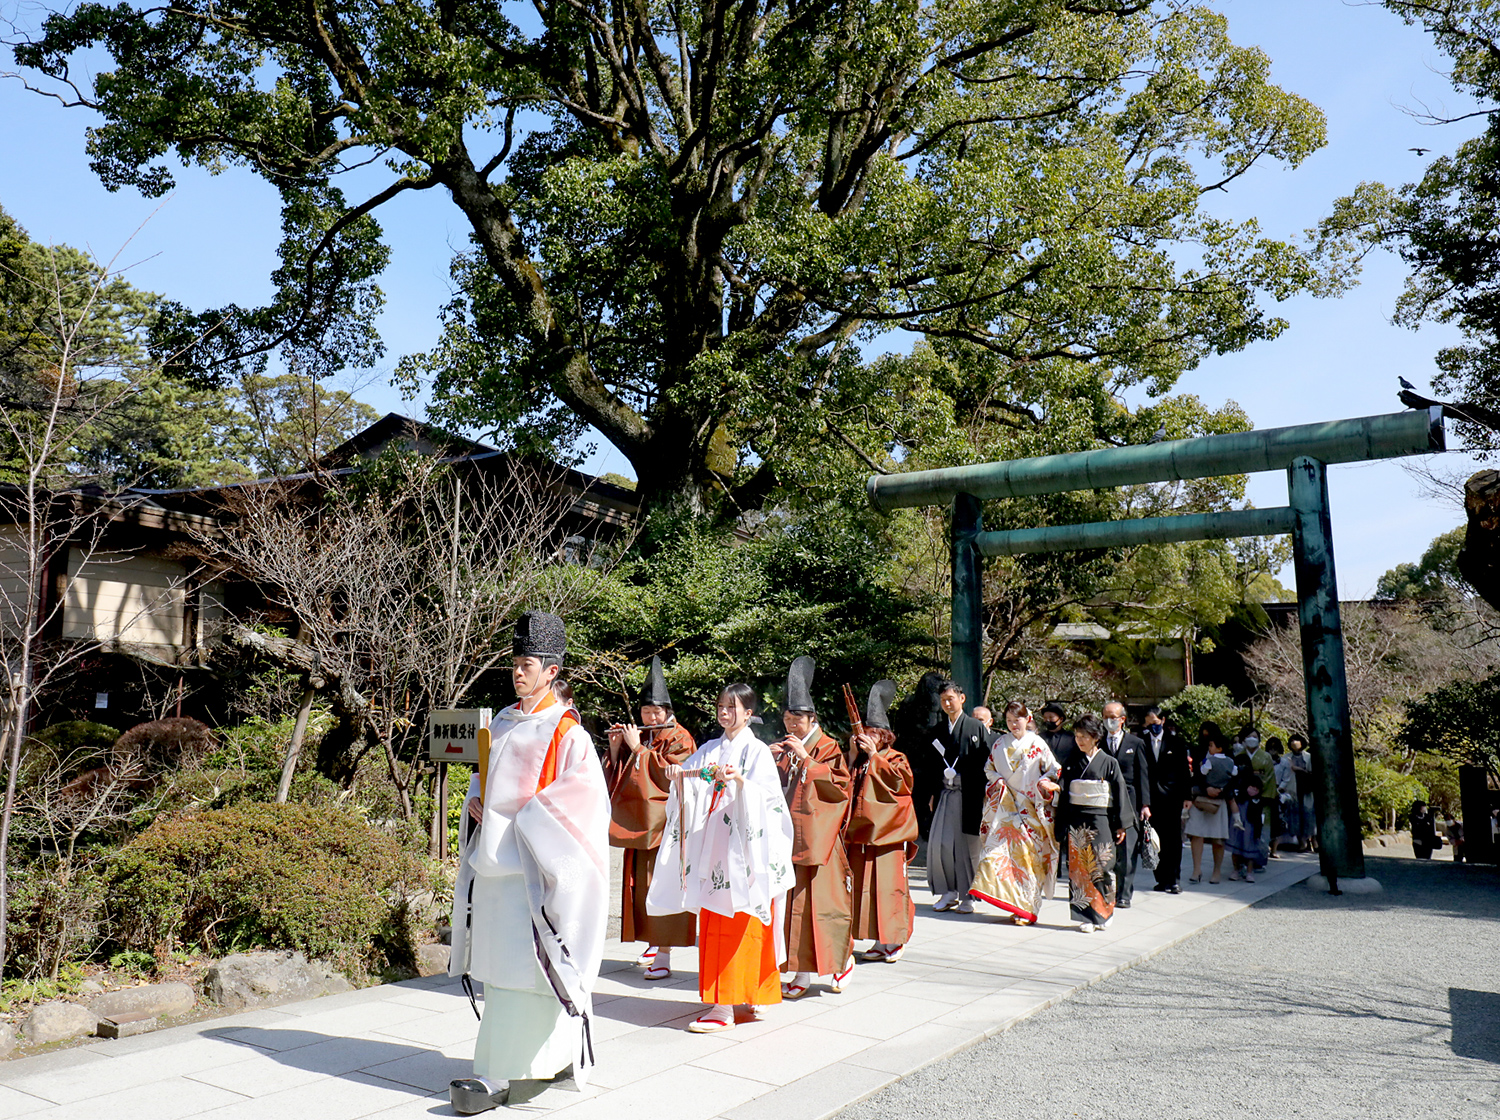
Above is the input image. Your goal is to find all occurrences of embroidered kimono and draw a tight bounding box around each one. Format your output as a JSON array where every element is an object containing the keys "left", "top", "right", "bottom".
[
  {"left": 969, "top": 731, "right": 1061, "bottom": 923},
  {"left": 450, "top": 692, "right": 610, "bottom": 1086},
  {"left": 604, "top": 723, "right": 698, "bottom": 948},
  {"left": 648, "top": 726, "right": 795, "bottom": 1005},
  {"left": 845, "top": 745, "right": 918, "bottom": 945},
  {"left": 777, "top": 729, "right": 854, "bottom": 975},
  {"left": 1057, "top": 748, "right": 1129, "bottom": 928}
]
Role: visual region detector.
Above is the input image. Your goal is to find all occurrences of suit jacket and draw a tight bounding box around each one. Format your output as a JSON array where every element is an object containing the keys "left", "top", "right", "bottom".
[
  {"left": 1141, "top": 726, "right": 1190, "bottom": 806},
  {"left": 1041, "top": 726, "right": 1077, "bottom": 771},
  {"left": 1104, "top": 730, "right": 1148, "bottom": 828},
  {"left": 936, "top": 713, "right": 992, "bottom": 835}
]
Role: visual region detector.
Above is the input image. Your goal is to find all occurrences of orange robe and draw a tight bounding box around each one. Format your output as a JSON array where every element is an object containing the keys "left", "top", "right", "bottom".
[
  {"left": 778, "top": 730, "right": 853, "bottom": 974},
  {"left": 604, "top": 724, "right": 697, "bottom": 948},
  {"left": 698, "top": 910, "right": 781, "bottom": 1005},
  {"left": 845, "top": 747, "right": 918, "bottom": 945}
]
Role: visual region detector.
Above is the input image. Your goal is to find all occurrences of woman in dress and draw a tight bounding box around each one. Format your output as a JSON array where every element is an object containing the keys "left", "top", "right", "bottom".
[
  {"left": 647, "top": 683, "right": 795, "bottom": 1033},
  {"left": 969, "top": 701, "right": 1062, "bottom": 925},
  {"left": 1225, "top": 761, "right": 1264, "bottom": 883},
  {"left": 845, "top": 681, "right": 919, "bottom": 963},
  {"left": 1185, "top": 727, "right": 1236, "bottom": 884},
  {"left": 1056, "top": 714, "right": 1129, "bottom": 934}
]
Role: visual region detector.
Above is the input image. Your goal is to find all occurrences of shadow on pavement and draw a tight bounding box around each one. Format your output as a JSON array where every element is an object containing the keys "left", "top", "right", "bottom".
[
  {"left": 1450, "top": 988, "right": 1500, "bottom": 1063},
  {"left": 1250, "top": 855, "right": 1500, "bottom": 920}
]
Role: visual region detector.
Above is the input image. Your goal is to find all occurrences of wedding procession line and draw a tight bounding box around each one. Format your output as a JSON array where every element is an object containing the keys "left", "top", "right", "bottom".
[{"left": 0, "top": 844, "right": 1316, "bottom": 1120}]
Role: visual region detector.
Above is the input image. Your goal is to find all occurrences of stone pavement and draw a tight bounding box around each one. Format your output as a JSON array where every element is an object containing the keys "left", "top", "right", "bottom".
[{"left": 0, "top": 854, "right": 1318, "bottom": 1120}]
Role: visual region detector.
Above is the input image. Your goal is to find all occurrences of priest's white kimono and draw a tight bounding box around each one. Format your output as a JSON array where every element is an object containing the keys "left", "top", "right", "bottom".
[
  {"left": 450, "top": 692, "right": 609, "bottom": 1085},
  {"left": 647, "top": 726, "right": 795, "bottom": 982}
]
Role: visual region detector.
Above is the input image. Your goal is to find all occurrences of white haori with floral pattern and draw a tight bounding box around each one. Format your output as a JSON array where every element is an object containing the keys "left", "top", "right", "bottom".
[{"left": 647, "top": 726, "right": 794, "bottom": 940}]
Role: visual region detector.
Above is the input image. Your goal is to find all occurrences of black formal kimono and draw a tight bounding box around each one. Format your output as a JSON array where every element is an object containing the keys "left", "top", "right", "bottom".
[
  {"left": 1104, "top": 729, "right": 1149, "bottom": 906},
  {"left": 1058, "top": 748, "right": 1129, "bottom": 927},
  {"left": 926, "top": 712, "right": 992, "bottom": 900}
]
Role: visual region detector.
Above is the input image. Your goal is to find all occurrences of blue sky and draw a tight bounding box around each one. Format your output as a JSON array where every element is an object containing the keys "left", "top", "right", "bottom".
[{"left": 0, "top": 0, "right": 1484, "bottom": 595}]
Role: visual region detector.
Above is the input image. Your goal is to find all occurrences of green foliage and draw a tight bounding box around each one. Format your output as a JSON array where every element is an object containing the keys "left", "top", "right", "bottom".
[
  {"left": 105, "top": 803, "right": 426, "bottom": 975},
  {"left": 232, "top": 372, "right": 382, "bottom": 477},
  {"left": 3, "top": 860, "right": 107, "bottom": 982},
  {"left": 210, "top": 713, "right": 333, "bottom": 776},
  {"left": 1315, "top": 4, "right": 1500, "bottom": 454},
  {"left": 107, "top": 948, "right": 158, "bottom": 978},
  {"left": 1354, "top": 756, "right": 1428, "bottom": 835},
  {"left": 444, "top": 764, "right": 474, "bottom": 857},
  {"left": 1409, "top": 752, "right": 1462, "bottom": 817},
  {"left": 1159, "top": 685, "right": 1236, "bottom": 739},
  {"left": 1400, "top": 672, "right": 1500, "bottom": 776},
  {"left": 575, "top": 505, "right": 936, "bottom": 731},
  {"left": 1375, "top": 526, "right": 1468, "bottom": 602},
  {"left": 0, "top": 203, "right": 380, "bottom": 487},
  {"left": 31, "top": 720, "right": 121, "bottom": 756},
  {"left": 15, "top": 3, "right": 1347, "bottom": 508},
  {"left": 0, "top": 962, "right": 88, "bottom": 1013}
]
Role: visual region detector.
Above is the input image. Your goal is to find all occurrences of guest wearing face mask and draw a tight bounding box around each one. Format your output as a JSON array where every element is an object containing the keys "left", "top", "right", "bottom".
[
  {"left": 1037, "top": 702, "right": 1077, "bottom": 769},
  {"left": 1101, "top": 701, "right": 1150, "bottom": 909},
  {"left": 1141, "top": 708, "right": 1189, "bottom": 894},
  {"left": 1285, "top": 734, "right": 1316, "bottom": 852}
]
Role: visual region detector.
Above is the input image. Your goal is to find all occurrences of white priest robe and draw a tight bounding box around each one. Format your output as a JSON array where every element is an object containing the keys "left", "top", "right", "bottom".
[
  {"left": 646, "top": 726, "right": 795, "bottom": 941},
  {"left": 449, "top": 692, "right": 609, "bottom": 1085}
]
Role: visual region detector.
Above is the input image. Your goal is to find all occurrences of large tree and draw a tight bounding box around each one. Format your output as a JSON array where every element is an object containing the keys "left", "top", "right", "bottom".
[
  {"left": 1315, "top": 2, "right": 1500, "bottom": 454},
  {"left": 13, "top": 1, "right": 1339, "bottom": 509}
]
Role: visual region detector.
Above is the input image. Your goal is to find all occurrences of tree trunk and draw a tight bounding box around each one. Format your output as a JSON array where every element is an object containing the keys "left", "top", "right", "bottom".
[
  {"left": 1459, "top": 469, "right": 1500, "bottom": 611},
  {"left": 382, "top": 733, "right": 414, "bottom": 820},
  {"left": 428, "top": 766, "right": 444, "bottom": 859},
  {"left": 276, "top": 680, "right": 317, "bottom": 803},
  {"left": 0, "top": 684, "right": 29, "bottom": 986}
]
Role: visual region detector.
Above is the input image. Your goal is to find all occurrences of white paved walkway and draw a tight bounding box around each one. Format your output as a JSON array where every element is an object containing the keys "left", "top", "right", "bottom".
[{"left": 0, "top": 855, "right": 1318, "bottom": 1120}]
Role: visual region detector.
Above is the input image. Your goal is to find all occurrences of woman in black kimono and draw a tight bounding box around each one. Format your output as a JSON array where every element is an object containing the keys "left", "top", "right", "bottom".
[{"left": 1056, "top": 714, "right": 1130, "bottom": 934}]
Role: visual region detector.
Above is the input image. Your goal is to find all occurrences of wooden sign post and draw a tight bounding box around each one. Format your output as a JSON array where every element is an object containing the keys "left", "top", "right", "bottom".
[{"left": 427, "top": 709, "right": 492, "bottom": 859}]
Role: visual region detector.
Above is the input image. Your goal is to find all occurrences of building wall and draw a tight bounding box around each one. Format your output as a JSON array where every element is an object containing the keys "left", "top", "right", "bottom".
[
  {"left": 63, "top": 549, "right": 189, "bottom": 648},
  {"left": 0, "top": 526, "right": 34, "bottom": 615}
]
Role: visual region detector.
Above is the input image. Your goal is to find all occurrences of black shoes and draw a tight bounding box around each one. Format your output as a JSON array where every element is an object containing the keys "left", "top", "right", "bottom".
[
  {"left": 1166, "top": 885, "right": 1181, "bottom": 894},
  {"left": 450, "top": 1078, "right": 508, "bottom": 1115}
]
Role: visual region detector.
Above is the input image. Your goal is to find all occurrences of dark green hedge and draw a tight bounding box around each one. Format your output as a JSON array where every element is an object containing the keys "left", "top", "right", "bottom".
[{"left": 106, "top": 802, "right": 425, "bottom": 969}]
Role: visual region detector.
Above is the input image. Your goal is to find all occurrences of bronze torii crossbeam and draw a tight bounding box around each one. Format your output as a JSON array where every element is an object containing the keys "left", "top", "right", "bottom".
[{"left": 867, "top": 407, "right": 1447, "bottom": 891}]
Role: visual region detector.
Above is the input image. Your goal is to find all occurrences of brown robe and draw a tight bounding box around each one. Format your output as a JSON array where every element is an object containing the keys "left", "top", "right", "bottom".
[
  {"left": 777, "top": 729, "right": 853, "bottom": 974},
  {"left": 846, "top": 747, "right": 918, "bottom": 945},
  {"left": 605, "top": 723, "right": 697, "bottom": 947}
]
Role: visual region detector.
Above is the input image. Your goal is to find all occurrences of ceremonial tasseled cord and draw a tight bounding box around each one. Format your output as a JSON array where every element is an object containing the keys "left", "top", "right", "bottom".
[{"left": 702, "top": 765, "right": 729, "bottom": 813}]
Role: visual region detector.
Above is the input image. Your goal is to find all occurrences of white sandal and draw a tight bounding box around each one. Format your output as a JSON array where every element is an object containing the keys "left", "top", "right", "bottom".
[{"left": 687, "top": 1006, "right": 735, "bottom": 1033}]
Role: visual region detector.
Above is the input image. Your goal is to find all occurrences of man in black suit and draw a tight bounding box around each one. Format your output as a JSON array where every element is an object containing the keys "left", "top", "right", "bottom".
[
  {"left": 1141, "top": 707, "right": 1190, "bottom": 894},
  {"left": 1037, "top": 701, "right": 1076, "bottom": 769},
  {"left": 1101, "top": 700, "right": 1150, "bottom": 908}
]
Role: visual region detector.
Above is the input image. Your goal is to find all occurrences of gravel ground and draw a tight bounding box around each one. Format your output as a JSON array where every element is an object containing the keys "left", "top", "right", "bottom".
[{"left": 843, "top": 856, "right": 1500, "bottom": 1120}]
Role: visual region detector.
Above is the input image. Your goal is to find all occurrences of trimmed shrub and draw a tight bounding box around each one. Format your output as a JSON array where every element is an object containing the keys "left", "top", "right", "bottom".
[
  {"left": 32, "top": 720, "right": 121, "bottom": 755},
  {"left": 105, "top": 803, "right": 426, "bottom": 975}
]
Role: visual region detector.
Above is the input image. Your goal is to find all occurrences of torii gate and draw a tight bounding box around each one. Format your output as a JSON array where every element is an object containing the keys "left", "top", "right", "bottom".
[{"left": 867, "top": 407, "right": 1448, "bottom": 891}]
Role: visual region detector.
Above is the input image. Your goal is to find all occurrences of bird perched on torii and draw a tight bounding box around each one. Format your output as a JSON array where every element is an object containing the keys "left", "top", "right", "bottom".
[{"left": 1397, "top": 379, "right": 1500, "bottom": 432}]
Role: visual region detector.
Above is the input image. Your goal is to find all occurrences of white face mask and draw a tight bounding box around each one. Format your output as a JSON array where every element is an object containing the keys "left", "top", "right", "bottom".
[{"left": 1105, "top": 718, "right": 1123, "bottom": 734}]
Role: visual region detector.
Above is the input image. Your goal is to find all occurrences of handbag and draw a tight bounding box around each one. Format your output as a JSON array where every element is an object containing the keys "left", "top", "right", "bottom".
[
  {"left": 1139, "top": 821, "right": 1161, "bottom": 869},
  {"left": 1193, "top": 796, "right": 1222, "bottom": 814}
]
